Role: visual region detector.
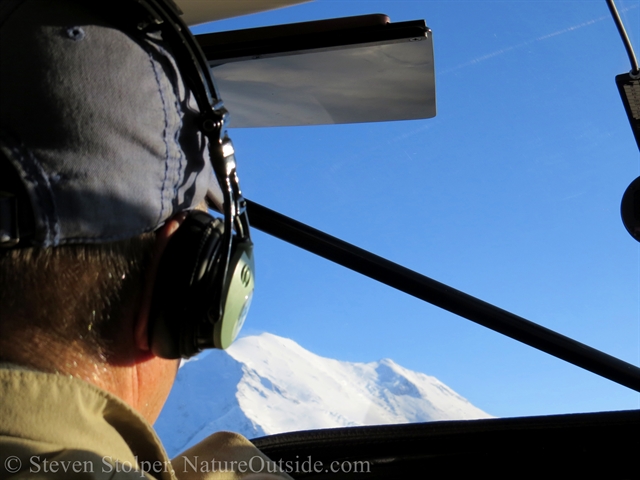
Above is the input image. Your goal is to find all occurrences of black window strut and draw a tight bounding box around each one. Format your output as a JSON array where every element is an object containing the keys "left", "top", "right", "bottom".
[{"left": 246, "top": 199, "right": 640, "bottom": 393}]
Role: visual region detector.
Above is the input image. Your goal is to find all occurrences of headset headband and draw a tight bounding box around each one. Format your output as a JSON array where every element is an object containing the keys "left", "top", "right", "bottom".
[{"left": 133, "top": 0, "right": 252, "bottom": 319}]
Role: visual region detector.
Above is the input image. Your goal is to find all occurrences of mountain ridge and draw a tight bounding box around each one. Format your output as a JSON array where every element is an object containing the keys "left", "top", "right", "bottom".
[{"left": 155, "top": 333, "right": 491, "bottom": 457}]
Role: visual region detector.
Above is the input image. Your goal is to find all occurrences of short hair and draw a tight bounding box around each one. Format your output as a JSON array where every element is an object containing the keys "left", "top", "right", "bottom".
[{"left": 0, "top": 234, "right": 155, "bottom": 367}]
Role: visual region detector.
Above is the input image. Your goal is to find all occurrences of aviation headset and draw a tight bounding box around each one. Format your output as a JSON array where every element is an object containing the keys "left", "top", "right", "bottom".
[{"left": 120, "top": 0, "right": 255, "bottom": 358}]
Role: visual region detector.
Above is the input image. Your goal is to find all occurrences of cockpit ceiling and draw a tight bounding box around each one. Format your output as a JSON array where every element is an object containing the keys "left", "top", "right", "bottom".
[{"left": 175, "top": 0, "right": 312, "bottom": 26}]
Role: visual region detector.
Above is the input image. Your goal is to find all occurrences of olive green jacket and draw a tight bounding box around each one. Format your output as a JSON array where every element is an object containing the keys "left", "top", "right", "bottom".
[{"left": 0, "top": 367, "right": 291, "bottom": 480}]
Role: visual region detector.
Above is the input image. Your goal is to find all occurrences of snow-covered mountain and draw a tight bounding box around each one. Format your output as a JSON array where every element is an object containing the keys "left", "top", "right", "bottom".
[{"left": 155, "top": 333, "right": 491, "bottom": 457}]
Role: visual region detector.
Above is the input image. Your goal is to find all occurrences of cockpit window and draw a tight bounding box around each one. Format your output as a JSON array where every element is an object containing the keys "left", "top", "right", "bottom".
[{"left": 156, "top": 0, "right": 640, "bottom": 455}]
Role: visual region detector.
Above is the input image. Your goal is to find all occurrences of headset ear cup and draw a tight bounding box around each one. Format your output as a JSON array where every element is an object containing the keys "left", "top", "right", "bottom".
[
  {"left": 148, "top": 211, "right": 224, "bottom": 359},
  {"left": 213, "top": 239, "right": 255, "bottom": 349}
]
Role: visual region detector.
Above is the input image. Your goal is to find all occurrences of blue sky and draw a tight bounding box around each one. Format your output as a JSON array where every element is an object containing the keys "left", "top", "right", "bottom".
[{"left": 192, "top": 1, "right": 640, "bottom": 418}]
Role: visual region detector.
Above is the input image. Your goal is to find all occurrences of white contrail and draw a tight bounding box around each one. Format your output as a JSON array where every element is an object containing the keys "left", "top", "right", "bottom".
[{"left": 441, "top": 5, "right": 638, "bottom": 75}]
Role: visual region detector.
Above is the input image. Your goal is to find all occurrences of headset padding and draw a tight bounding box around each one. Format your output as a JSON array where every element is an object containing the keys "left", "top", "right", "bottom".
[{"left": 149, "top": 210, "right": 224, "bottom": 358}]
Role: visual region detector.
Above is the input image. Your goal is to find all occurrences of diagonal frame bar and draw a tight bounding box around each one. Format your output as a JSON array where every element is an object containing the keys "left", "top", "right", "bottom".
[{"left": 246, "top": 199, "right": 640, "bottom": 393}]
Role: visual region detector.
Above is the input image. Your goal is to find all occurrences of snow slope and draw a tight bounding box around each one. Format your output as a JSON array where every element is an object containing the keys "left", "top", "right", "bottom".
[{"left": 155, "top": 333, "right": 491, "bottom": 457}]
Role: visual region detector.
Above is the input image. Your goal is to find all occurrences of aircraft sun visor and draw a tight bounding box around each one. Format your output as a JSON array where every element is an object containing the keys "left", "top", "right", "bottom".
[
  {"left": 175, "top": 0, "right": 312, "bottom": 26},
  {"left": 196, "top": 14, "right": 436, "bottom": 127}
]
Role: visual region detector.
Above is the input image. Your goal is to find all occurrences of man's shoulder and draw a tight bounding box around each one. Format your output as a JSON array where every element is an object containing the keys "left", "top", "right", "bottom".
[{"left": 0, "top": 366, "right": 176, "bottom": 480}]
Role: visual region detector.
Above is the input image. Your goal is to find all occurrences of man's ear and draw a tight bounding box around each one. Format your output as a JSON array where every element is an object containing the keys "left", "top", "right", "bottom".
[{"left": 134, "top": 213, "right": 187, "bottom": 352}]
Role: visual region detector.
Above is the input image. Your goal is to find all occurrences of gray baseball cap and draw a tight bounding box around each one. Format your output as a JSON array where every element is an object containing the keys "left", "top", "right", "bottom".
[{"left": 0, "top": 0, "right": 221, "bottom": 247}]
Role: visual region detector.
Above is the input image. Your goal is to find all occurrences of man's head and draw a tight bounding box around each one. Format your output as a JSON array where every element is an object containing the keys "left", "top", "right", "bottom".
[
  {"left": 0, "top": 0, "right": 252, "bottom": 422},
  {"left": 0, "top": 0, "right": 216, "bottom": 247}
]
